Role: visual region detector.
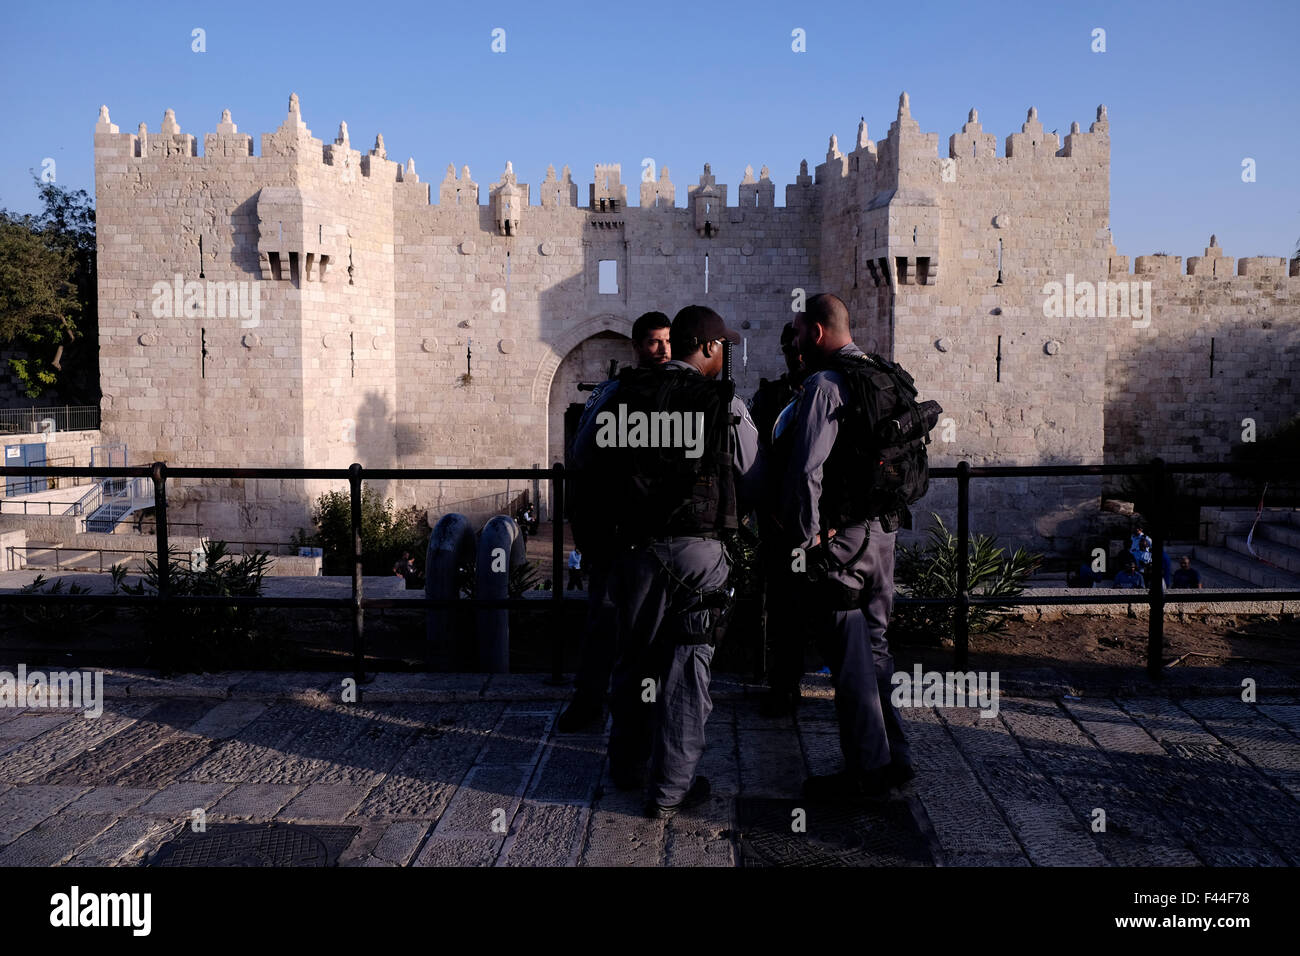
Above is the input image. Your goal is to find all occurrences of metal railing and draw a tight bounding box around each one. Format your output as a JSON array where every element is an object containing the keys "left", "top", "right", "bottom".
[
  {"left": 0, "top": 459, "right": 1295, "bottom": 684},
  {"left": 0, "top": 405, "right": 100, "bottom": 434},
  {"left": 8, "top": 545, "right": 195, "bottom": 574}
]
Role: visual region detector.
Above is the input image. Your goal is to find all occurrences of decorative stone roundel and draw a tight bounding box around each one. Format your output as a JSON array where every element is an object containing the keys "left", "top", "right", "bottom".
[
  {"left": 936, "top": 337, "right": 951, "bottom": 352},
  {"left": 1044, "top": 339, "right": 1061, "bottom": 355},
  {"left": 138, "top": 332, "right": 156, "bottom": 347},
  {"left": 539, "top": 241, "right": 554, "bottom": 256},
  {"left": 741, "top": 243, "right": 754, "bottom": 256},
  {"left": 421, "top": 337, "right": 439, "bottom": 353},
  {"left": 242, "top": 334, "right": 261, "bottom": 348},
  {"left": 499, "top": 338, "right": 516, "bottom": 354},
  {"left": 372, "top": 335, "right": 387, "bottom": 350},
  {"left": 992, "top": 214, "right": 1007, "bottom": 229},
  {"left": 460, "top": 240, "right": 476, "bottom": 255},
  {"left": 659, "top": 241, "right": 674, "bottom": 256}
]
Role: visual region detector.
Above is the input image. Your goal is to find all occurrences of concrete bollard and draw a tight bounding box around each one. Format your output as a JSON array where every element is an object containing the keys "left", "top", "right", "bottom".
[
  {"left": 476, "top": 515, "right": 526, "bottom": 673},
  {"left": 426, "top": 513, "right": 476, "bottom": 663}
]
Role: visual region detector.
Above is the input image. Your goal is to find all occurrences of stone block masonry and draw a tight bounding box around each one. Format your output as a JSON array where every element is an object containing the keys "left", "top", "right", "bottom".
[{"left": 92, "top": 95, "right": 1298, "bottom": 552}]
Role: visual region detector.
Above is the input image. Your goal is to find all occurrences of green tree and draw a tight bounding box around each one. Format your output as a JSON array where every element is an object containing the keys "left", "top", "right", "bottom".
[{"left": 0, "top": 177, "right": 98, "bottom": 401}]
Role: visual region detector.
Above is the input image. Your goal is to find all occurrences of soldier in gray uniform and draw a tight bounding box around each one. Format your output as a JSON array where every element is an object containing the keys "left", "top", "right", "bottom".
[
  {"left": 776, "top": 293, "right": 915, "bottom": 799},
  {"left": 572, "top": 305, "right": 759, "bottom": 817},
  {"left": 560, "top": 312, "right": 672, "bottom": 733}
]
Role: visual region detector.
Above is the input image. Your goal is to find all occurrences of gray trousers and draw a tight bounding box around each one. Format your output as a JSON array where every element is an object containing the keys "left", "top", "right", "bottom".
[
  {"left": 607, "top": 536, "right": 729, "bottom": 806},
  {"left": 813, "top": 519, "right": 909, "bottom": 773}
]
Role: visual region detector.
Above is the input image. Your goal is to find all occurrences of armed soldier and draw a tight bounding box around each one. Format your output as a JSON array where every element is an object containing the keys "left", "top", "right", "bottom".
[
  {"left": 560, "top": 311, "right": 672, "bottom": 733},
  {"left": 773, "top": 293, "right": 939, "bottom": 799},
  {"left": 572, "top": 305, "right": 758, "bottom": 817}
]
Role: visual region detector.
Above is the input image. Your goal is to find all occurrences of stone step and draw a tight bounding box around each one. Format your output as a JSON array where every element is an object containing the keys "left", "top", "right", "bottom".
[
  {"left": 1226, "top": 532, "right": 1300, "bottom": 575},
  {"left": 1258, "top": 519, "right": 1300, "bottom": 551},
  {"left": 1192, "top": 543, "right": 1300, "bottom": 591}
]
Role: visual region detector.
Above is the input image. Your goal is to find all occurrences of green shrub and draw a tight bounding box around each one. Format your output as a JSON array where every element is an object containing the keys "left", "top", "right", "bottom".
[
  {"left": 292, "top": 484, "right": 431, "bottom": 576},
  {"left": 893, "top": 513, "right": 1041, "bottom": 642},
  {"left": 124, "top": 541, "right": 286, "bottom": 671}
]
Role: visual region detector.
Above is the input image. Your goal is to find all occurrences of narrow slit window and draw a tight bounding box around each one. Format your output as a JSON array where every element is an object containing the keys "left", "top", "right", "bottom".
[
  {"left": 704, "top": 253, "right": 710, "bottom": 294},
  {"left": 598, "top": 259, "right": 618, "bottom": 294}
]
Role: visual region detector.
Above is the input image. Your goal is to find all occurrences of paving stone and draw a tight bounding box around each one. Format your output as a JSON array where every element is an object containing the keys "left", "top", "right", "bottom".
[
  {"left": 316, "top": 710, "right": 424, "bottom": 788},
  {"left": 187, "top": 700, "right": 268, "bottom": 739},
  {"left": 940, "top": 850, "right": 1032, "bottom": 866},
  {"left": 137, "top": 782, "right": 234, "bottom": 818},
  {"left": 110, "top": 736, "right": 219, "bottom": 788},
  {"left": 0, "top": 701, "right": 153, "bottom": 783},
  {"left": 209, "top": 783, "right": 302, "bottom": 820},
  {"left": 0, "top": 712, "right": 76, "bottom": 740},
  {"left": 664, "top": 797, "right": 735, "bottom": 867},
  {"left": 67, "top": 816, "right": 178, "bottom": 866},
  {"left": 905, "top": 716, "right": 1022, "bottom": 856},
  {"left": 1257, "top": 704, "right": 1300, "bottom": 736},
  {"left": 371, "top": 821, "right": 432, "bottom": 864},
  {"left": 241, "top": 707, "right": 373, "bottom": 784},
  {"left": 435, "top": 764, "right": 530, "bottom": 835},
  {"left": 66, "top": 785, "right": 155, "bottom": 814},
  {"left": 798, "top": 731, "right": 843, "bottom": 778},
  {"left": 0, "top": 784, "right": 89, "bottom": 845},
  {"left": 0, "top": 811, "right": 116, "bottom": 866},
  {"left": 227, "top": 671, "right": 336, "bottom": 702},
  {"left": 411, "top": 835, "right": 503, "bottom": 866},
  {"left": 353, "top": 719, "right": 485, "bottom": 819},
  {"left": 361, "top": 673, "right": 488, "bottom": 704},
  {"left": 183, "top": 702, "right": 324, "bottom": 782},
  {"left": 579, "top": 788, "right": 665, "bottom": 866},
  {"left": 937, "top": 706, "right": 1022, "bottom": 758},
  {"left": 738, "top": 729, "right": 804, "bottom": 797},
  {"left": 994, "top": 799, "right": 1107, "bottom": 866},
  {"left": 525, "top": 739, "right": 604, "bottom": 804},
  {"left": 500, "top": 802, "right": 588, "bottom": 866},
  {"left": 278, "top": 784, "right": 370, "bottom": 821},
  {"left": 475, "top": 713, "right": 551, "bottom": 766},
  {"left": 480, "top": 675, "right": 569, "bottom": 701},
  {"left": 45, "top": 698, "right": 212, "bottom": 785}
]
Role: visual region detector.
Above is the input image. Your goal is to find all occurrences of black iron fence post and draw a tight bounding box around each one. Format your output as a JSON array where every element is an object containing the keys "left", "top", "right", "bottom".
[
  {"left": 955, "top": 460, "right": 971, "bottom": 669},
  {"left": 1147, "top": 457, "right": 1167, "bottom": 679},
  {"left": 151, "top": 461, "right": 169, "bottom": 599},
  {"left": 551, "top": 462, "right": 565, "bottom": 684},
  {"left": 349, "top": 463, "right": 365, "bottom": 684}
]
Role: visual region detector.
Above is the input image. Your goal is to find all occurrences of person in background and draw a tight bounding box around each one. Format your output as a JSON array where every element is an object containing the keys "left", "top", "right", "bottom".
[
  {"left": 567, "top": 547, "right": 584, "bottom": 591},
  {"left": 1114, "top": 559, "right": 1145, "bottom": 589},
  {"left": 1171, "top": 555, "right": 1202, "bottom": 589}
]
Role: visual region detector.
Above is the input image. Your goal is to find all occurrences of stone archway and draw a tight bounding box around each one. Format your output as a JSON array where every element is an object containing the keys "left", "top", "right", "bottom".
[{"left": 546, "top": 330, "right": 633, "bottom": 475}]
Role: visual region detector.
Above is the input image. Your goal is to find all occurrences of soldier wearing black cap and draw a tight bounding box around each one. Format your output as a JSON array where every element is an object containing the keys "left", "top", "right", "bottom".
[
  {"left": 571, "top": 304, "right": 759, "bottom": 817},
  {"left": 561, "top": 311, "right": 673, "bottom": 733}
]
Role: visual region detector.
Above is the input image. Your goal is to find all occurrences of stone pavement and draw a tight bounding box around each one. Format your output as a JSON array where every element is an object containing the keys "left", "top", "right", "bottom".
[{"left": 0, "top": 668, "right": 1298, "bottom": 866}]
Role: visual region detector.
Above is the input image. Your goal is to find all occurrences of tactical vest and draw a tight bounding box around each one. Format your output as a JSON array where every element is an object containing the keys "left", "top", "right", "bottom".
[{"left": 598, "top": 365, "right": 738, "bottom": 544}]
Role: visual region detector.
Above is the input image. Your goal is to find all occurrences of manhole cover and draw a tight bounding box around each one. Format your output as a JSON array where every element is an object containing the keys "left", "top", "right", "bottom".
[
  {"left": 147, "top": 824, "right": 360, "bottom": 867},
  {"left": 736, "top": 797, "right": 935, "bottom": 867}
]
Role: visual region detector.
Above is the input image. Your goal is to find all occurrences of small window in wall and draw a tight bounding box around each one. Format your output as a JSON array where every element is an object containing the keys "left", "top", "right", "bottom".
[{"left": 598, "top": 259, "right": 618, "bottom": 294}]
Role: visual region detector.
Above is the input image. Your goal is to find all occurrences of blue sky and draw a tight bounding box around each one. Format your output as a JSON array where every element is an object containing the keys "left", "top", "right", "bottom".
[{"left": 1, "top": 0, "right": 1296, "bottom": 258}]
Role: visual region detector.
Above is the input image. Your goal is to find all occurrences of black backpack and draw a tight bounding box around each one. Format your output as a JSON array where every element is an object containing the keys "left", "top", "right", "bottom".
[
  {"left": 595, "top": 365, "right": 737, "bottom": 544},
  {"left": 821, "top": 352, "right": 942, "bottom": 531}
]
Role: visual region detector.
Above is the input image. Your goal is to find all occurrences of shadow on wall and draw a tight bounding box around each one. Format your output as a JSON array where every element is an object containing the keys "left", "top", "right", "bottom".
[{"left": 1105, "top": 321, "right": 1300, "bottom": 502}]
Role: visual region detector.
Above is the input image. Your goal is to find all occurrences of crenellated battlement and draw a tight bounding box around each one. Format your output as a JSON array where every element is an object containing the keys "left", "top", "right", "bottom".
[{"left": 1108, "top": 235, "right": 1299, "bottom": 283}]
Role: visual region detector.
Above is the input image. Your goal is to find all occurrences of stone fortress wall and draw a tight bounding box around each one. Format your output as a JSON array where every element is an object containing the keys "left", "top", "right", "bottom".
[{"left": 91, "top": 93, "right": 1298, "bottom": 553}]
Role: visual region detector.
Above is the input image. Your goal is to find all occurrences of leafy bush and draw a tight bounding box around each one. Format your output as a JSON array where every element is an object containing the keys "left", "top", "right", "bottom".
[
  {"left": 893, "top": 513, "right": 1041, "bottom": 643},
  {"left": 291, "top": 484, "right": 431, "bottom": 576},
  {"left": 13, "top": 565, "right": 127, "bottom": 637},
  {"left": 124, "top": 541, "right": 286, "bottom": 671}
]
